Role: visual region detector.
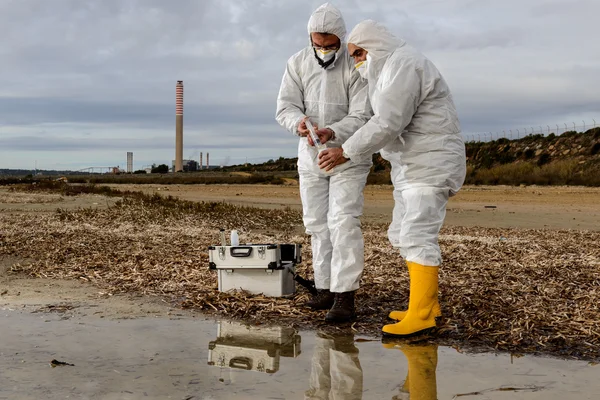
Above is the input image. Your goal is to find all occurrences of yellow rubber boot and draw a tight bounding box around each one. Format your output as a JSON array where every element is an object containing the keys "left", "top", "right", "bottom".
[
  {"left": 388, "top": 262, "right": 441, "bottom": 321},
  {"left": 382, "top": 263, "right": 439, "bottom": 337},
  {"left": 401, "top": 344, "right": 438, "bottom": 400}
]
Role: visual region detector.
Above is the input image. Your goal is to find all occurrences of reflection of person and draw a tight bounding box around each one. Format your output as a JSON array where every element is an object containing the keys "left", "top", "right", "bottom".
[
  {"left": 276, "top": 3, "right": 373, "bottom": 322},
  {"left": 383, "top": 343, "right": 438, "bottom": 400},
  {"left": 317, "top": 20, "right": 466, "bottom": 336},
  {"left": 305, "top": 331, "right": 363, "bottom": 400}
]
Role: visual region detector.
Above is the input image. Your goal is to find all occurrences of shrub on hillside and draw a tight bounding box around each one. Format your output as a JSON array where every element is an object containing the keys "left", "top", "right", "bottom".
[
  {"left": 467, "top": 160, "right": 600, "bottom": 186},
  {"left": 537, "top": 153, "right": 551, "bottom": 167},
  {"left": 524, "top": 149, "right": 535, "bottom": 159},
  {"left": 562, "top": 131, "right": 579, "bottom": 138}
]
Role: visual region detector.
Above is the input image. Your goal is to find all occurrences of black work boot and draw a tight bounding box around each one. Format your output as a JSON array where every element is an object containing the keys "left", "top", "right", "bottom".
[
  {"left": 305, "top": 289, "right": 335, "bottom": 310},
  {"left": 325, "top": 291, "right": 356, "bottom": 323}
]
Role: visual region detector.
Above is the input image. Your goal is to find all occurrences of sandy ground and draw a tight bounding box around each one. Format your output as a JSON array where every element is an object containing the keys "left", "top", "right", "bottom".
[
  {"left": 0, "top": 189, "right": 141, "bottom": 317},
  {"left": 1, "top": 185, "right": 598, "bottom": 360},
  {"left": 0, "top": 190, "right": 119, "bottom": 213},
  {"left": 0, "top": 184, "right": 599, "bottom": 400},
  {"left": 2, "top": 258, "right": 600, "bottom": 399},
  {"left": 108, "top": 184, "right": 600, "bottom": 231},
  {"left": 0, "top": 256, "right": 186, "bottom": 320},
  {"left": 3, "top": 254, "right": 600, "bottom": 399}
]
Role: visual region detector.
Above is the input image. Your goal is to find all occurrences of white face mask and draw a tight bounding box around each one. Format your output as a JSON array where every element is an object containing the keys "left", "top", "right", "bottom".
[
  {"left": 315, "top": 48, "right": 336, "bottom": 63},
  {"left": 355, "top": 56, "right": 369, "bottom": 79}
]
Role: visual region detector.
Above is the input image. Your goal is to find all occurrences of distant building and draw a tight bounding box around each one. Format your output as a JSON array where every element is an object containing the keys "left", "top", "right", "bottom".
[{"left": 172, "top": 159, "right": 198, "bottom": 172}]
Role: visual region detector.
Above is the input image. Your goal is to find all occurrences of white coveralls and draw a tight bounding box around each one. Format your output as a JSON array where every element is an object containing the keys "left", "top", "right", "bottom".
[
  {"left": 276, "top": 4, "right": 372, "bottom": 292},
  {"left": 343, "top": 20, "right": 466, "bottom": 267},
  {"left": 304, "top": 333, "right": 363, "bottom": 400}
]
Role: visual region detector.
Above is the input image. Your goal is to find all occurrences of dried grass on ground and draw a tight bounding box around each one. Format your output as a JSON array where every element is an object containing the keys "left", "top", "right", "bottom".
[
  {"left": 0, "top": 186, "right": 598, "bottom": 360},
  {"left": 0, "top": 192, "right": 63, "bottom": 204}
]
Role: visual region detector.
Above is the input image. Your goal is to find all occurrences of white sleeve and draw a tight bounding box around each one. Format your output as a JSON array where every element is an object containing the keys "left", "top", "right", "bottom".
[
  {"left": 326, "top": 70, "right": 372, "bottom": 144},
  {"left": 342, "top": 58, "right": 421, "bottom": 160},
  {"left": 275, "top": 58, "right": 305, "bottom": 135}
]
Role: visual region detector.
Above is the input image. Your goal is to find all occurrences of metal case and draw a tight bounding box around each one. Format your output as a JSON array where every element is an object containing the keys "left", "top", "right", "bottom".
[{"left": 208, "top": 244, "right": 301, "bottom": 297}]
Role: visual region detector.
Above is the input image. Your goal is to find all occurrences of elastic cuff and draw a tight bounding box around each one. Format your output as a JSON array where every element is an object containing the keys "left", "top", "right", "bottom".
[{"left": 341, "top": 144, "right": 354, "bottom": 162}]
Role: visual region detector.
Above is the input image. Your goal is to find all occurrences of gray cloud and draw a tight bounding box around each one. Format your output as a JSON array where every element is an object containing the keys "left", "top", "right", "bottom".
[
  {"left": 1, "top": 0, "right": 599, "bottom": 169},
  {"left": 0, "top": 97, "right": 274, "bottom": 128},
  {"left": 0, "top": 133, "right": 295, "bottom": 152}
]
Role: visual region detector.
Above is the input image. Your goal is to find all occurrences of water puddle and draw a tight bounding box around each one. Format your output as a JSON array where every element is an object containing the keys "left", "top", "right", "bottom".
[{"left": 0, "top": 309, "right": 597, "bottom": 399}]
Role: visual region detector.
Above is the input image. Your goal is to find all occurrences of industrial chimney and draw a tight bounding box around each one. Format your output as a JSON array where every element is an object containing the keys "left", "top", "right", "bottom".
[
  {"left": 199, "top": 152, "right": 203, "bottom": 170},
  {"left": 206, "top": 153, "right": 210, "bottom": 170},
  {"left": 175, "top": 81, "right": 184, "bottom": 172},
  {"left": 126, "top": 152, "right": 133, "bottom": 173}
]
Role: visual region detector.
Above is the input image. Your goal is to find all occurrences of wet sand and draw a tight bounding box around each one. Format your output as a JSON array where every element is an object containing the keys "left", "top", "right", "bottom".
[{"left": 1, "top": 276, "right": 598, "bottom": 400}]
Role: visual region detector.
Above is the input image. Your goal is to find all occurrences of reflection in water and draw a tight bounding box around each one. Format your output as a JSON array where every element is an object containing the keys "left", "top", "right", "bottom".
[
  {"left": 208, "top": 321, "right": 301, "bottom": 374},
  {"left": 383, "top": 342, "right": 438, "bottom": 400},
  {"left": 305, "top": 330, "right": 363, "bottom": 400},
  {"left": 206, "top": 322, "right": 439, "bottom": 400},
  {"left": 1, "top": 311, "right": 597, "bottom": 399}
]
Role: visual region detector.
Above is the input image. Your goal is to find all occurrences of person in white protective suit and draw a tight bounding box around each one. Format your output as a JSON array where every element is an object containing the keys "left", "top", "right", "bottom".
[
  {"left": 317, "top": 20, "right": 466, "bottom": 336},
  {"left": 305, "top": 331, "right": 363, "bottom": 400},
  {"left": 276, "top": 4, "right": 373, "bottom": 322}
]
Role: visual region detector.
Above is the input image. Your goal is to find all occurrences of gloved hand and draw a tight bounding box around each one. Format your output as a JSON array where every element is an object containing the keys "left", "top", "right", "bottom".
[
  {"left": 298, "top": 116, "right": 317, "bottom": 146},
  {"left": 318, "top": 148, "right": 349, "bottom": 171},
  {"left": 316, "top": 128, "right": 335, "bottom": 144}
]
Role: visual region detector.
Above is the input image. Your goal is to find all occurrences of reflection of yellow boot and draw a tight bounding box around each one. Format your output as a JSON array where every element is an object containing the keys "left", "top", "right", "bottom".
[
  {"left": 402, "top": 372, "right": 410, "bottom": 393},
  {"left": 388, "top": 262, "right": 441, "bottom": 321},
  {"left": 383, "top": 343, "right": 438, "bottom": 400},
  {"left": 382, "top": 263, "right": 439, "bottom": 337},
  {"left": 402, "top": 344, "right": 438, "bottom": 400},
  {"left": 396, "top": 371, "right": 409, "bottom": 399}
]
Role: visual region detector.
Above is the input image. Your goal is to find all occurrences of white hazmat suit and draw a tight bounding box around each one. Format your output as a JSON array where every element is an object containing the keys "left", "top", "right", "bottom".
[
  {"left": 342, "top": 20, "right": 466, "bottom": 337},
  {"left": 276, "top": 4, "right": 372, "bottom": 294},
  {"left": 343, "top": 20, "right": 466, "bottom": 267}
]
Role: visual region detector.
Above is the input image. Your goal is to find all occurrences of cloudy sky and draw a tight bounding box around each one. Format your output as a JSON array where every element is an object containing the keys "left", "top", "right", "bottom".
[{"left": 1, "top": 0, "right": 599, "bottom": 171}]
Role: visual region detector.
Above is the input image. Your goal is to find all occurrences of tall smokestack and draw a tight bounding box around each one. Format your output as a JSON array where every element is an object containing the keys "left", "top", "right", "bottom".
[
  {"left": 207, "top": 153, "right": 210, "bottom": 170},
  {"left": 199, "top": 152, "right": 203, "bottom": 170},
  {"left": 126, "top": 152, "right": 133, "bottom": 173},
  {"left": 175, "top": 81, "right": 184, "bottom": 172}
]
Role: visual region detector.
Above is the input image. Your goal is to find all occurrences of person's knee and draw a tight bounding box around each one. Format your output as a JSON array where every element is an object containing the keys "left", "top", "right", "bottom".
[
  {"left": 303, "top": 207, "right": 330, "bottom": 233},
  {"left": 327, "top": 212, "right": 360, "bottom": 233}
]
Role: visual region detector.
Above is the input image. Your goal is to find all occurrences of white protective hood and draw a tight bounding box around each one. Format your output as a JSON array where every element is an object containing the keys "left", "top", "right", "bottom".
[
  {"left": 347, "top": 19, "right": 405, "bottom": 80},
  {"left": 307, "top": 3, "right": 347, "bottom": 43},
  {"left": 347, "top": 19, "right": 404, "bottom": 60}
]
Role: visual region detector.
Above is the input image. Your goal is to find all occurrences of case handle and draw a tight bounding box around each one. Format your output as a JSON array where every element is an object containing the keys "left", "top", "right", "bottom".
[
  {"left": 230, "top": 246, "right": 253, "bottom": 257},
  {"left": 229, "top": 357, "right": 252, "bottom": 370}
]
